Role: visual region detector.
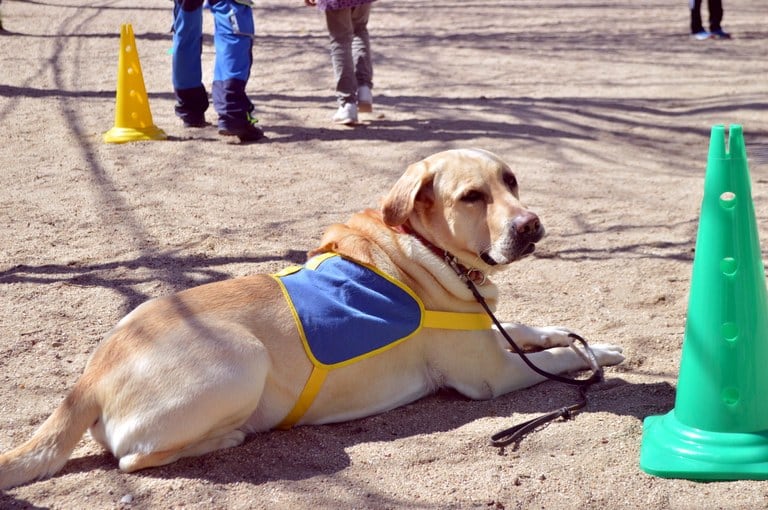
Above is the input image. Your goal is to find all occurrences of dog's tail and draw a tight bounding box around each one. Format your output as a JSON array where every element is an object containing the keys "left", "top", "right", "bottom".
[{"left": 0, "top": 377, "right": 99, "bottom": 489}]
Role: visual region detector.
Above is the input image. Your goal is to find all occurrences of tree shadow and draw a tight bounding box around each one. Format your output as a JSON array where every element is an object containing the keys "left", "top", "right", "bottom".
[
  {"left": 0, "top": 493, "right": 49, "bottom": 510},
  {"left": 0, "top": 249, "right": 308, "bottom": 313}
]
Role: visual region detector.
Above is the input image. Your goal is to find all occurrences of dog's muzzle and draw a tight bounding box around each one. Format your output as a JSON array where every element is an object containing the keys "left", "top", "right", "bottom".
[{"left": 481, "top": 211, "right": 544, "bottom": 265}]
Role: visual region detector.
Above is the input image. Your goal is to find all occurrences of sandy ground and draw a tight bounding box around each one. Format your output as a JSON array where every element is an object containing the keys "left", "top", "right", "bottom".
[{"left": 2, "top": 0, "right": 768, "bottom": 508}]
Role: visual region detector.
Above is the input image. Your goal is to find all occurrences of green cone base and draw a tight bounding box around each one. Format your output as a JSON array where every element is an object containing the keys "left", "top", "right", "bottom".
[{"left": 641, "top": 411, "right": 768, "bottom": 480}]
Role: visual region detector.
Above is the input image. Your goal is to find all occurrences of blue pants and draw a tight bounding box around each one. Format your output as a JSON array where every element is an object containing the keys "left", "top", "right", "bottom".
[{"left": 172, "top": 0, "right": 255, "bottom": 129}]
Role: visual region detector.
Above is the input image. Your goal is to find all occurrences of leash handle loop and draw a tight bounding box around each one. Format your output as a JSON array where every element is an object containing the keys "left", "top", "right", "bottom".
[{"left": 490, "top": 405, "right": 577, "bottom": 448}]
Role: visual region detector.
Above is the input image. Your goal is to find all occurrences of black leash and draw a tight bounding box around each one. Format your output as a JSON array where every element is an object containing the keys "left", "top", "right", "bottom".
[
  {"left": 444, "top": 255, "right": 604, "bottom": 449},
  {"left": 487, "top": 331, "right": 602, "bottom": 448}
]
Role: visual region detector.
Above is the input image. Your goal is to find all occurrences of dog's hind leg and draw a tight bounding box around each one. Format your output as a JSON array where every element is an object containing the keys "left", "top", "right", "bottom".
[
  {"left": 94, "top": 323, "right": 272, "bottom": 473},
  {"left": 118, "top": 429, "right": 247, "bottom": 472}
]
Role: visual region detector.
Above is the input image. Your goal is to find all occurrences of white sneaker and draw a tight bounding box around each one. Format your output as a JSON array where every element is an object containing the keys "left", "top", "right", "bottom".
[
  {"left": 692, "top": 30, "right": 713, "bottom": 40},
  {"left": 357, "top": 85, "right": 373, "bottom": 113},
  {"left": 333, "top": 102, "right": 358, "bottom": 125}
]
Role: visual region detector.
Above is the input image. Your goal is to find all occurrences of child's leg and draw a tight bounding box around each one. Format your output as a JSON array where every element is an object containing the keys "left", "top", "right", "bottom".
[
  {"left": 210, "top": 0, "right": 255, "bottom": 131},
  {"left": 350, "top": 4, "right": 372, "bottom": 90},
  {"left": 707, "top": 0, "right": 723, "bottom": 32},
  {"left": 325, "top": 8, "right": 356, "bottom": 106},
  {"left": 689, "top": 0, "right": 704, "bottom": 33},
  {"left": 172, "top": 0, "right": 209, "bottom": 126}
]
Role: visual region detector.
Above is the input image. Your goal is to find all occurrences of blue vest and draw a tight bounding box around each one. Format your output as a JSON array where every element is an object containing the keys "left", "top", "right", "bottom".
[{"left": 272, "top": 253, "right": 492, "bottom": 428}]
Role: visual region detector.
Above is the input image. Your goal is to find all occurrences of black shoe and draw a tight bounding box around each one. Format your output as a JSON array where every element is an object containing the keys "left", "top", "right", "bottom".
[
  {"left": 182, "top": 116, "right": 209, "bottom": 128},
  {"left": 710, "top": 28, "right": 732, "bottom": 39},
  {"left": 218, "top": 111, "right": 264, "bottom": 142}
]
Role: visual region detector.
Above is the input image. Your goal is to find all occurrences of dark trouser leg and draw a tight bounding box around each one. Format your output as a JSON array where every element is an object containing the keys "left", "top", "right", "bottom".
[
  {"left": 708, "top": 0, "right": 723, "bottom": 32},
  {"left": 172, "top": 0, "right": 209, "bottom": 125},
  {"left": 690, "top": 0, "right": 704, "bottom": 33},
  {"left": 210, "top": 0, "right": 255, "bottom": 131}
]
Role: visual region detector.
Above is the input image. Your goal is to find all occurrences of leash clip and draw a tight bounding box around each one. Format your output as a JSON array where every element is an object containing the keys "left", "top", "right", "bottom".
[{"left": 444, "top": 253, "right": 487, "bottom": 286}]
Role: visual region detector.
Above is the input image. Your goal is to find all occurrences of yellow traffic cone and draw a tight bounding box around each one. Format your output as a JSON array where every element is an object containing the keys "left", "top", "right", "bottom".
[{"left": 104, "top": 24, "right": 166, "bottom": 143}]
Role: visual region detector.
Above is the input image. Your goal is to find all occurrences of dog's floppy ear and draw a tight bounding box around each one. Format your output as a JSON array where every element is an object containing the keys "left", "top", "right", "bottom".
[{"left": 381, "top": 160, "right": 435, "bottom": 226}]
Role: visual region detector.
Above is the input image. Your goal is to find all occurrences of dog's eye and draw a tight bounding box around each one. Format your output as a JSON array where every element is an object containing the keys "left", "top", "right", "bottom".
[
  {"left": 460, "top": 190, "right": 485, "bottom": 203},
  {"left": 503, "top": 172, "right": 517, "bottom": 191}
]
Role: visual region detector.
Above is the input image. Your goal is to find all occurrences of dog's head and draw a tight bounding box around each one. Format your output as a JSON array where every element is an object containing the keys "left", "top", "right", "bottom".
[{"left": 382, "top": 148, "right": 544, "bottom": 271}]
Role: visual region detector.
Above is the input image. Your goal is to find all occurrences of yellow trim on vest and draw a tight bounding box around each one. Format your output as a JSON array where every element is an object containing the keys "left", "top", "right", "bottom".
[
  {"left": 305, "top": 251, "right": 337, "bottom": 270},
  {"left": 272, "top": 251, "right": 336, "bottom": 278},
  {"left": 276, "top": 367, "right": 328, "bottom": 430},
  {"left": 423, "top": 310, "right": 493, "bottom": 330},
  {"left": 273, "top": 253, "right": 491, "bottom": 429}
]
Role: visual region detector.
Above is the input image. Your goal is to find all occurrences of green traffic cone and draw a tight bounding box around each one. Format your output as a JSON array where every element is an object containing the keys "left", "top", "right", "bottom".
[{"left": 639, "top": 124, "right": 768, "bottom": 480}]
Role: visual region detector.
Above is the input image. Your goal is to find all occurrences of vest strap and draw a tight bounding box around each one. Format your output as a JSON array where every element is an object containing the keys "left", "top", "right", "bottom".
[
  {"left": 423, "top": 310, "right": 492, "bottom": 330},
  {"left": 276, "top": 367, "right": 328, "bottom": 430}
]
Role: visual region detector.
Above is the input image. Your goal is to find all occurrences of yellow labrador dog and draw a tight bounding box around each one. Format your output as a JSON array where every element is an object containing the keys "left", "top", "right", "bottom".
[{"left": 0, "top": 148, "right": 623, "bottom": 489}]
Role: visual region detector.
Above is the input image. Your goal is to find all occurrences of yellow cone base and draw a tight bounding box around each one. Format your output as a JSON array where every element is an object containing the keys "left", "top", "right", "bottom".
[
  {"left": 103, "top": 125, "right": 167, "bottom": 144},
  {"left": 641, "top": 412, "right": 768, "bottom": 480}
]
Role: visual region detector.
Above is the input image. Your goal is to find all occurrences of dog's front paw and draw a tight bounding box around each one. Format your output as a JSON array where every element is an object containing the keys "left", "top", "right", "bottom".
[
  {"left": 497, "top": 323, "right": 577, "bottom": 349},
  {"left": 533, "top": 325, "right": 578, "bottom": 348},
  {"left": 588, "top": 344, "right": 625, "bottom": 367}
]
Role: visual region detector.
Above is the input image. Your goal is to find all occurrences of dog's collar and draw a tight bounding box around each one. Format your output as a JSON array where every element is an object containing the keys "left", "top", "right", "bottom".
[{"left": 395, "top": 223, "right": 487, "bottom": 286}]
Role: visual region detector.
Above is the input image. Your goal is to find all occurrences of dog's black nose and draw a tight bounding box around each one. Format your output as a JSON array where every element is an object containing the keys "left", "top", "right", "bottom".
[{"left": 513, "top": 211, "right": 542, "bottom": 239}]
